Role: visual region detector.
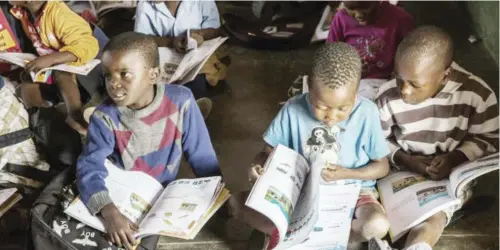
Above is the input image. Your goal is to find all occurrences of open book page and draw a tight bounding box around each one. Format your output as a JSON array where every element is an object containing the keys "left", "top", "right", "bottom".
[
  {"left": 158, "top": 37, "right": 227, "bottom": 84},
  {"left": 0, "top": 52, "right": 36, "bottom": 68},
  {"left": 0, "top": 188, "right": 21, "bottom": 218},
  {"left": 245, "top": 144, "right": 310, "bottom": 249},
  {"left": 288, "top": 182, "right": 361, "bottom": 250},
  {"left": 42, "top": 59, "right": 101, "bottom": 76},
  {"left": 135, "top": 176, "right": 223, "bottom": 239},
  {"left": 449, "top": 153, "right": 499, "bottom": 197},
  {"left": 187, "top": 187, "right": 231, "bottom": 239},
  {"left": 0, "top": 53, "right": 100, "bottom": 82},
  {"left": 378, "top": 171, "right": 460, "bottom": 241},
  {"left": 267, "top": 161, "right": 322, "bottom": 250},
  {"left": 175, "top": 37, "right": 227, "bottom": 84},
  {"left": 158, "top": 47, "right": 183, "bottom": 83},
  {"left": 302, "top": 75, "right": 309, "bottom": 94},
  {"left": 64, "top": 160, "right": 164, "bottom": 232},
  {"left": 186, "top": 29, "right": 198, "bottom": 51}
]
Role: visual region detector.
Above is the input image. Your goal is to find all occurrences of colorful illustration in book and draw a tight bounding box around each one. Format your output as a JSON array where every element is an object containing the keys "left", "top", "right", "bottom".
[
  {"left": 265, "top": 186, "right": 293, "bottom": 222},
  {"left": 416, "top": 185, "right": 449, "bottom": 207},
  {"left": 391, "top": 175, "right": 426, "bottom": 193}
]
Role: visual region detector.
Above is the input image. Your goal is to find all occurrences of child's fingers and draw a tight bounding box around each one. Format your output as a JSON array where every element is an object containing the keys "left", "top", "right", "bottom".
[
  {"left": 113, "top": 232, "right": 122, "bottom": 247},
  {"left": 248, "top": 168, "right": 260, "bottom": 183},
  {"left": 120, "top": 232, "right": 133, "bottom": 250},
  {"left": 124, "top": 230, "right": 136, "bottom": 248},
  {"left": 256, "top": 165, "right": 265, "bottom": 175},
  {"left": 108, "top": 233, "right": 115, "bottom": 244}
]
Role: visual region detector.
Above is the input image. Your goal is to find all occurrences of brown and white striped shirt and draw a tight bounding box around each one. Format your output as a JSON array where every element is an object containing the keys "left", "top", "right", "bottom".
[{"left": 376, "top": 63, "right": 499, "bottom": 162}]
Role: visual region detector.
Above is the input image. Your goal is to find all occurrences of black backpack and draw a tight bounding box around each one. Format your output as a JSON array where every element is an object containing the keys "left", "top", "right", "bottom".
[{"left": 28, "top": 166, "right": 160, "bottom": 250}]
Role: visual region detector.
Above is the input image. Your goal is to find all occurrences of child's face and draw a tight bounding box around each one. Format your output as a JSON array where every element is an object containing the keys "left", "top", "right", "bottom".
[
  {"left": 309, "top": 81, "right": 357, "bottom": 127},
  {"left": 394, "top": 57, "right": 449, "bottom": 105},
  {"left": 101, "top": 50, "right": 159, "bottom": 109},
  {"left": 343, "top": 2, "right": 378, "bottom": 25}
]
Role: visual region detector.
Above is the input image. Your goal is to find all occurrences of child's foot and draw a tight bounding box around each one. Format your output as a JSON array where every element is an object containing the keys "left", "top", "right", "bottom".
[
  {"left": 197, "top": 97, "right": 213, "bottom": 119},
  {"left": 368, "top": 238, "right": 394, "bottom": 250}
]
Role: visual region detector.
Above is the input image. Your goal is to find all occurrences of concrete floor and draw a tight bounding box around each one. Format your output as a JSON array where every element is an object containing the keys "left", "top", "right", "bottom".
[{"left": 1, "top": 1, "right": 498, "bottom": 250}]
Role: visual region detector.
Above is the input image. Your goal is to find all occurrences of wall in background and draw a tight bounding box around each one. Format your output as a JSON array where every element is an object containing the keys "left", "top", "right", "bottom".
[{"left": 464, "top": 1, "right": 499, "bottom": 65}]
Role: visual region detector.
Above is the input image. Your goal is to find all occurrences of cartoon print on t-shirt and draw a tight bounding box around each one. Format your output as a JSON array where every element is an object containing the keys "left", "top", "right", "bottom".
[{"left": 304, "top": 126, "right": 341, "bottom": 164}]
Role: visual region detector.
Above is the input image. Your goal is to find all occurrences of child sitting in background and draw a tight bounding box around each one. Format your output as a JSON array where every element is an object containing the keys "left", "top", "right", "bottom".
[
  {"left": 327, "top": 1, "right": 413, "bottom": 100},
  {"left": 231, "top": 43, "right": 391, "bottom": 247},
  {"left": 8, "top": 0, "right": 99, "bottom": 135},
  {"left": 372, "top": 26, "right": 499, "bottom": 250},
  {"left": 76, "top": 32, "right": 220, "bottom": 249},
  {"left": 134, "top": 0, "right": 228, "bottom": 119}
]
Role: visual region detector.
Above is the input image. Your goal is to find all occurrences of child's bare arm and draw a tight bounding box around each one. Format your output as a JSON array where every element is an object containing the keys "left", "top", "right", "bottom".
[
  {"left": 191, "top": 28, "right": 222, "bottom": 41},
  {"left": 25, "top": 52, "right": 78, "bottom": 72},
  {"left": 346, "top": 157, "right": 390, "bottom": 180},
  {"left": 322, "top": 158, "right": 389, "bottom": 182}
]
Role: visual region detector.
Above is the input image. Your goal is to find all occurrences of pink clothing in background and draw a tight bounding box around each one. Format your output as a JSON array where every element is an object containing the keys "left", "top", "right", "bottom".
[{"left": 327, "top": 2, "right": 414, "bottom": 79}]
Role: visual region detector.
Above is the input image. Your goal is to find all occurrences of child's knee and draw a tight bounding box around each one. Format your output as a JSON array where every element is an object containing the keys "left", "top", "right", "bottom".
[
  {"left": 355, "top": 206, "right": 390, "bottom": 240},
  {"left": 362, "top": 211, "right": 390, "bottom": 239},
  {"left": 53, "top": 71, "right": 77, "bottom": 84}
]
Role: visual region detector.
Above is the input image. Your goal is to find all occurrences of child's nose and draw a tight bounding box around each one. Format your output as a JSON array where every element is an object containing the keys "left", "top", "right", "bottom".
[{"left": 401, "top": 82, "right": 413, "bottom": 96}]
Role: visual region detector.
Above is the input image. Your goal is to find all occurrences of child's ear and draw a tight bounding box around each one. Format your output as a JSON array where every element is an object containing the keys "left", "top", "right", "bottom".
[
  {"left": 442, "top": 66, "right": 452, "bottom": 84},
  {"left": 149, "top": 67, "right": 160, "bottom": 85}
]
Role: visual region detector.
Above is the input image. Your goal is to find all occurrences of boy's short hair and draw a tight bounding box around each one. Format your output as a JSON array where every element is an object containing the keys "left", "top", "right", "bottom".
[
  {"left": 311, "top": 42, "right": 362, "bottom": 89},
  {"left": 396, "top": 26, "right": 454, "bottom": 69},
  {"left": 102, "top": 32, "right": 159, "bottom": 68}
]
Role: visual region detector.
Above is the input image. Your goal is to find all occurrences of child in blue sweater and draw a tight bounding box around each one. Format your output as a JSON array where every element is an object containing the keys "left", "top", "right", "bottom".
[{"left": 76, "top": 32, "right": 220, "bottom": 249}]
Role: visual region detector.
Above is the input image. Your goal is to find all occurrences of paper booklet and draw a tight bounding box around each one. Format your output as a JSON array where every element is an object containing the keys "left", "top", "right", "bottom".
[
  {"left": 65, "top": 160, "right": 230, "bottom": 240},
  {"left": 0, "top": 188, "right": 22, "bottom": 218},
  {"left": 158, "top": 37, "right": 227, "bottom": 85},
  {"left": 378, "top": 152, "right": 499, "bottom": 242},
  {"left": 0, "top": 53, "right": 100, "bottom": 83},
  {"left": 246, "top": 144, "right": 361, "bottom": 250}
]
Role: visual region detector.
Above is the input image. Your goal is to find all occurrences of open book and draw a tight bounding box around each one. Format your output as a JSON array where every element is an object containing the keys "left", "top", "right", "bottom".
[
  {"left": 378, "top": 153, "right": 499, "bottom": 241},
  {"left": 0, "top": 188, "right": 22, "bottom": 218},
  {"left": 0, "top": 53, "right": 100, "bottom": 83},
  {"left": 65, "top": 160, "right": 230, "bottom": 240},
  {"left": 246, "top": 144, "right": 361, "bottom": 250},
  {"left": 159, "top": 37, "right": 227, "bottom": 85}
]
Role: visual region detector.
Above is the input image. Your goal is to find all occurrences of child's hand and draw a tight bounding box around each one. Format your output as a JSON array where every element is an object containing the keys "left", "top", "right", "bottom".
[
  {"left": 173, "top": 36, "right": 186, "bottom": 53},
  {"left": 190, "top": 32, "right": 204, "bottom": 47},
  {"left": 248, "top": 164, "right": 265, "bottom": 184},
  {"left": 101, "top": 204, "right": 138, "bottom": 250},
  {"left": 395, "top": 151, "right": 432, "bottom": 175},
  {"left": 426, "top": 151, "right": 468, "bottom": 180},
  {"left": 25, "top": 55, "right": 55, "bottom": 73},
  {"left": 321, "top": 164, "right": 351, "bottom": 182}
]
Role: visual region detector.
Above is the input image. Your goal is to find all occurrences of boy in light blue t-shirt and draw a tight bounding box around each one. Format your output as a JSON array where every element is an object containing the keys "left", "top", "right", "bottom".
[{"left": 231, "top": 43, "right": 391, "bottom": 246}]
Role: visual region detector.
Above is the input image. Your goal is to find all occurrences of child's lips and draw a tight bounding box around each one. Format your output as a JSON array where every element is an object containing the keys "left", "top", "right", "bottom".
[{"left": 110, "top": 91, "right": 127, "bottom": 100}]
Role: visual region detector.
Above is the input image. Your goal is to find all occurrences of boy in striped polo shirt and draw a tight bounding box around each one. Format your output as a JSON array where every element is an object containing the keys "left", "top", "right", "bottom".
[{"left": 373, "top": 26, "right": 498, "bottom": 250}]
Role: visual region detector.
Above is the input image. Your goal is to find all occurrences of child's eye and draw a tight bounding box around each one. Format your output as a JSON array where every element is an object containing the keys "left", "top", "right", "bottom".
[
  {"left": 120, "top": 72, "right": 131, "bottom": 78},
  {"left": 316, "top": 105, "right": 328, "bottom": 111},
  {"left": 339, "top": 106, "right": 349, "bottom": 111}
]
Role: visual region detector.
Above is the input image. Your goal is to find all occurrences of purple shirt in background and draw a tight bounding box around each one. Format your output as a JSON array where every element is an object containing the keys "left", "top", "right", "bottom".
[{"left": 327, "top": 2, "right": 414, "bottom": 79}]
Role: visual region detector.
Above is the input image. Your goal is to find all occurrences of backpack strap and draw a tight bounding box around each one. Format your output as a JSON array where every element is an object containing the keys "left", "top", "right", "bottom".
[{"left": 0, "top": 127, "right": 33, "bottom": 149}]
